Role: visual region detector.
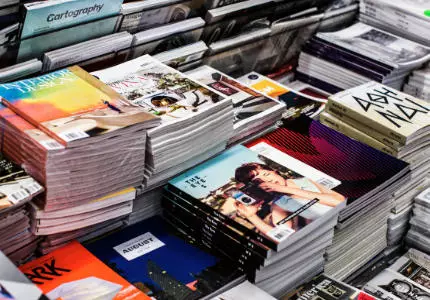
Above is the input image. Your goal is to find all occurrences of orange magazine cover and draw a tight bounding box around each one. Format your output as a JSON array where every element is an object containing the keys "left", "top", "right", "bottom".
[
  {"left": 19, "top": 241, "right": 151, "bottom": 300},
  {"left": 0, "top": 66, "right": 159, "bottom": 146}
]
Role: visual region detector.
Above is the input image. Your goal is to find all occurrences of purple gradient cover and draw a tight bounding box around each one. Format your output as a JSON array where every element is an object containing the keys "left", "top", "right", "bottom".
[{"left": 246, "top": 116, "right": 409, "bottom": 205}]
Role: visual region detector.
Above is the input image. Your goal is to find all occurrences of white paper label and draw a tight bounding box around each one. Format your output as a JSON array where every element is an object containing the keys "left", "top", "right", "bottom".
[
  {"left": 267, "top": 224, "right": 295, "bottom": 242},
  {"left": 39, "top": 139, "right": 65, "bottom": 150},
  {"left": 9, "top": 189, "right": 30, "bottom": 204},
  {"left": 113, "top": 232, "right": 165, "bottom": 261},
  {"left": 25, "top": 182, "right": 43, "bottom": 195},
  {"left": 59, "top": 130, "right": 89, "bottom": 142}
]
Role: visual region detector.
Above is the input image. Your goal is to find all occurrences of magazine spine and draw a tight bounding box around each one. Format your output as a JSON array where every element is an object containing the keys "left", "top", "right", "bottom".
[
  {"left": 166, "top": 184, "right": 278, "bottom": 250},
  {"left": 326, "top": 100, "right": 407, "bottom": 144},
  {"left": 320, "top": 113, "right": 398, "bottom": 157},
  {"left": 162, "top": 197, "right": 264, "bottom": 269}
]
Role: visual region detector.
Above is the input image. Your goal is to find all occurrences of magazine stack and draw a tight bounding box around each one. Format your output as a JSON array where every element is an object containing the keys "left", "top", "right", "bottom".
[
  {"left": 83, "top": 216, "right": 245, "bottom": 299},
  {"left": 0, "top": 66, "right": 160, "bottom": 251},
  {"left": 406, "top": 187, "right": 430, "bottom": 253},
  {"left": 359, "top": 0, "right": 430, "bottom": 46},
  {"left": 363, "top": 248, "right": 430, "bottom": 299},
  {"left": 127, "top": 187, "right": 163, "bottom": 225},
  {"left": 321, "top": 81, "right": 430, "bottom": 279},
  {"left": 0, "top": 154, "right": 43, "bottom": 264},
  {"left": 163, "top": 114, "right": 409, "bottom": 295},
  {"left": 186, "top": 65, "right": 285, "bottom": 144},
  {"left": 283, "top": 273, "right": 375, "bottom": 299},
  {"left": 404, "top": 63, "right": 430, "bottom": 102},
  {"left": 93, "top": 55, "right": 236, "bottom": 190},
  {"left": 296, "top": 23, "right": 430, "bottom": 94}
]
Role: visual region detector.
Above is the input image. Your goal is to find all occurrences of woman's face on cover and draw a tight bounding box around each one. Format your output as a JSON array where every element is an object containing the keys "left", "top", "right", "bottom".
[{"left": 252, "top": 169, "right": 285, "bottom": 185}]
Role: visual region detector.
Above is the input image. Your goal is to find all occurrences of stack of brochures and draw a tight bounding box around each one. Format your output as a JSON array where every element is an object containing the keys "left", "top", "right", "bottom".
[
  {"left": 404, "top": 63, "right": 430, "bottom": 102},
  {"left": 359, "top": 0, "right": 430, "bottom": 47},
  {"left": 297, "top": 23, "right": 430, "bottom": 94},
  {"left": 406, "top": 187, "right": 430, "bottom": 252},
  {"left": 0, "top": 66, "right": 160, "bottom": 213},
  {"left": 363, "top": 248, "right": 430, "bottom": 299},
  {"left": 186, "top": 65, "right": 285, "bottom": 144},
  {"left": 0, "top": 154, "right": 43, "bottom": 264},
  {"left": 93, "top": 55, "right": 235, "bottom": 191}
]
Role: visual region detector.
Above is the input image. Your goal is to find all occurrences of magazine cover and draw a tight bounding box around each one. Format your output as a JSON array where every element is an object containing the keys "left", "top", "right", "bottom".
[
  {"left": 363, "top": 269, "right": 430, "bottom": 300},
  {"left": 0, "top": 154, "right": 43, "bottom": 212},
  {"left": 186, "top": 65, "right": 283, "bottom": 126},
  {"left": 328, "top": 81, "right": 430, "bottom": 144},
  {"left": 0, "top": 251, "right": 48, "bottom": 300},
  {"left": 84, "top": 216, "right": 243, "bottom": 300},
  {"left": 236, "top": 72, "right": 326, "bottom": 119},
  {"left": 389, "top": 249, "right": 430, "bottom": 290},
  {"left": 284, "top": 274, "right": 375, "bottom": 300},
  {"left": 0, "top": 66, "right": 159, "bottom": 146},
  {"left": 19, "top": 241, "right": 150, "bottom": 300},
  {"left": 245, "top": 116, "right": 409, "bottom": 207},
  {"left": 211, "top": 280, "right": 276, "bottom": 300},
  {"left": 119, "top": 1, "right": 193, "bottom": 33},
  {"left": 21, "top": 0, "right": 123, "bottom": 39},
  {"left": 316, "top": 23, "right": 430, "bottom": 68},
  {"left": 169, "top": 144, "right": 346, "bottom": 248},
  {"left": 92, "top": 55, "right": 227, "bottom": 126}
]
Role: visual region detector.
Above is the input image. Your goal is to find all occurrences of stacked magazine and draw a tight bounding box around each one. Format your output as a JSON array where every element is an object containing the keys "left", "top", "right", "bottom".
[
  {"left": 0, "top": 59, "right": 42, "bottom": 83},
  {"left": 0, "top": 154, "right": 43, "bottom": 264},
  {"left": 154, "top": 41, "right": 208, "bottom": 70},
  {"left": 118, "top": 0, "right": 195, "bottom": 33},
  {"left": 363, "top": 248, "right": 430, "bottom": 299},
  {"left": 297, "top": 23, "right": 430, "bottom": 94},
  {"left": 84, "top": 215, "right": 245, "bottom": 299},
  {"left": 237, "top": 71, "right": 327, "bottom": 119},
  {"left": 359, "top": 0, "right": 430, "bottom": 46},
  {"left": 406, "top": 187, "right": 430, "bottom": 252},
  {"left": 30, "top": 187, "right": 136, "bottom": 236},
  {"left": 93, "top": 55, "right": 234, "bottom": 190},
  {"left": 127, "top": 187, "right": 163, "bottom": 225},
  {"left": 0, "top": 66, "right": 160, "bottom": 213},
  {"left": 283, "top": 273, "right": 375, "bottom": 299},
  {"left": 164, "top": 140, "right": 346, "bottom": 297},
  {"left": 186, "top": 65, "right": 285, "bottom": 144},
  {"left": 404, "top": 63, "right": 430, "bottom": 102}
]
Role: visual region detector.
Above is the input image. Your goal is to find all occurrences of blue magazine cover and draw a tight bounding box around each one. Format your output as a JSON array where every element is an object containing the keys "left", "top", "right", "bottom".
[
  {"left": 84, "top": 216, "right": 242, "bottom": 300},
  {"left": 21, "top": 0, "right": 123, "bottom": 39}
]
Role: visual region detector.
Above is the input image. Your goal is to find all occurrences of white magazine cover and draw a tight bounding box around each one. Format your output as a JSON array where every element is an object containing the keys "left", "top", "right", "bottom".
[
  {"left": 360, "top": 0, "right": 430, "bottom": 21},
  {"left": 316, "top": 22, "right": 430, "bottom": 68},
  {"left": 211, "top": 280, "right": 276, "bottom": 300},
  {"left": 92, "top": 55, "right": 231, "bottom": 131}
]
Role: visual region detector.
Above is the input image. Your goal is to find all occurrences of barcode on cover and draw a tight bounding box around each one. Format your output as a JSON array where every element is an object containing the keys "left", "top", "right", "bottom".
[
  {"left": 59, "top": 130, "right": 89, "bottom": 142},
  {"left": 268, "top": 224, "right": 295, "bottom": 243},
  {"left": 316, "top": 178, "right": 336, "bottom": 189},
  {"left": 39, "top": 140, "right": 65, "bottom": 150},
  {"left": 25, "top": 182, "right": 43, "bottom": 195},
  {"left": 9, "top": 190, "right": 30, "bottom": 203}
]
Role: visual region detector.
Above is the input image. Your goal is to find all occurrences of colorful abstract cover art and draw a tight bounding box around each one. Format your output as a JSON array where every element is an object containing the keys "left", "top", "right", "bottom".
[
  {"left": 19, "top": 241, "right": 149, "bottom": 300},
  {"left": 84, "top": 216, "right": 241, "bottom": 300},
  {"left": 284, "top": 274, "right": 375, "bottom": 300},
  {"left": 246, "top": 116, "right": 409, "bottom": 206},
  {"left": 186, "top": 66, "right": 282, "bottom": 125},
  {"left": 92, "top": 56, "right": 225, "bottom": 125},
  {"left": 0, "top": 66, "right": 158, "bottom": 146},
  {"left": 169, "top": 144, "right": 346, "bottom": 246}
]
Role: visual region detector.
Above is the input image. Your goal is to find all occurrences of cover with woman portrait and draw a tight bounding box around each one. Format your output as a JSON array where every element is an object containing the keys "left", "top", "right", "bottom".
[{"left": 169, "top": 143, "right": 346, "bottom": 250}]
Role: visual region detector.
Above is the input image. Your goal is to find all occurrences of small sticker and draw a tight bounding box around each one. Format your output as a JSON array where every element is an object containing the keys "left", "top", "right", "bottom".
[
  {"left": 39, "top": 140, "right": 65, "bottom": 150},
  {"left": 114, "top": 232, "right": 165, "bottom": 261},
  {"left": 425, "top": 10, "right": 430, "bottom": 17},
  {"left": 9, "top": 189, "right": 30, "bottom": 204},
  {"left": 267, "top": 224, "right": 295, "bottom": 243},
  {"left": 59, "top": 130, "right": 89, "bottom": 142}
]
